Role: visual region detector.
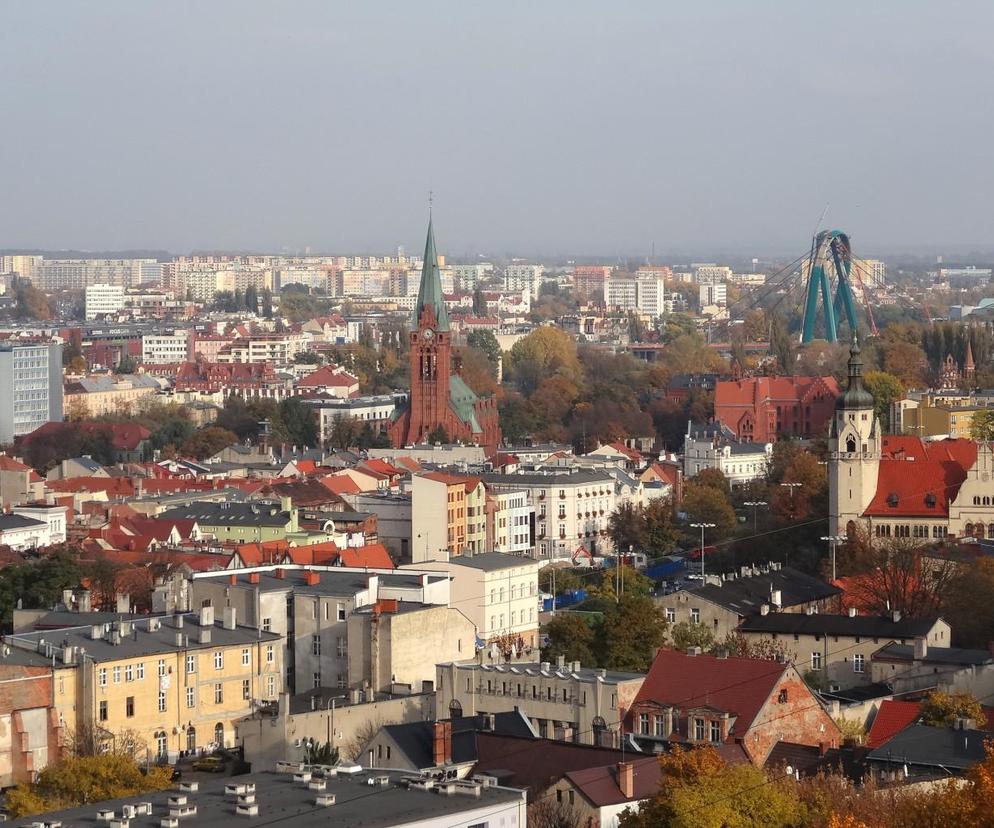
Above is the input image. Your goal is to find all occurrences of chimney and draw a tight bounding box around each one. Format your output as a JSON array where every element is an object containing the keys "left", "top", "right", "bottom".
[
  {"left": 618, "top": 762, "right": 634, "bottom": 799},
  {"left": 367, "top": 574, "right": 379, "bottom": 601},
  {"left": 848, "top": 607, "right": 858, "bottom": 618},
  {"left": 199, "top": 627, "right": 211, "bottom": 645},
  {"left": 61, "top": 588, "right": 74, "bottom": 609},
  {"left": 556, "top": 655, "right": 566, "bottom": 669},
  {"left": 686, "top": 646, "right": 701, "bottom": 657},
  {"left": 116, "top": 593, "right": 130, "bottom": 614},
  {"left": 306, "top": 571, "right": 320, "bottom": 586},
  {"left": 760, "top": 603, "right": 770, "bottom": 616},
  {"left": 78, "top": 589, "right": 92, "bottom": 613},
  {"left": 249, "top": 572, "right": 261, "bottom": 584},
  {"left": 433, "top": 721, "right": 452, "bottom": 766},
  {"left": 199, "top": 606, "right": 215, "bottom": 627},
  {"left": 275, "top": 568, "right": 285, "bottom": 579},
  {"left": 891, "top": 610, "right": 902, "bottom": 623},
  {"left": 771, "top": 589, "right": 782, "bottom": 608},
  {"left": 229, "top": 574, "right": 237, "bottom": 585},
  {"left": 223, "top": 607, "right": 237, "bottom": 630}
]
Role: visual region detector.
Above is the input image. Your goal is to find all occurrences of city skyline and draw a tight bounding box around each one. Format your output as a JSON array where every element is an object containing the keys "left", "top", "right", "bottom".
[{"left": 3, "top": 2, "right": 994, "bottom": 256}]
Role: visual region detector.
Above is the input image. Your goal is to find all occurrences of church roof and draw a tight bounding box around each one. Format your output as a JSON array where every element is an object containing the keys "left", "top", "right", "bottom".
[
  {"left": 863, "top": 436, "right": 977, "bottom": 517},
  {"left": 414, "top": 218, "right": 450, "bottom": 332},
  {"left": 836, "top": 337, "right": 874, "bottom": 411},
  {"left": 450, "top": 374, "right": 482, "bottom": 433}
]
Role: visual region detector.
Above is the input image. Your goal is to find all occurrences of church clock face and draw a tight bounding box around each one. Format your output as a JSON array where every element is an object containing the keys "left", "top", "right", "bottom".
[{"left": 422, "top": 328, "right": 434, "bottom": 341}]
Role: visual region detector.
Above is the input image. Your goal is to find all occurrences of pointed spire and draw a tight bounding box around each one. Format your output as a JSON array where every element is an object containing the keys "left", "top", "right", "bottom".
[
  {"left": 836, "top": 332, "right": 873, "bottom": 411},
  {"left": 414, "top": 217, "right": 450, "bottom": 332}
]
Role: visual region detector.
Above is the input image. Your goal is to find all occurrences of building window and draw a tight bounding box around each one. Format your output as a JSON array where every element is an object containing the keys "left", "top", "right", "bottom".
[
  {"left": 778, "top": 689, "right": 789, "bottom": 704},
  {"left": 313, "top": 672, "right": 321, "bottom": 689},
  {"left": 690, "top": 608, "right": 701, "bottom": 624},
  {"left": 112, "top": 666, "right": 121, "bottom": 684},
  {"left": 654, "top": 715, "right": 667, "bottom": 737},
  {"left": 312, "top": 635, "right": 321, "bottom": 656},
  {"left": 214, "top": 651, "right": 223, "bottom": 670},
  {"left": 639, "top": 712, "right": 650, "bottom": 735},
  {"left": 98, "top": 668, "right": 107, "bottom": 687},
  {"left": 158, "top": 659, "right": 166, "bottom": 677},
  {"left": 710, "top": 721, "right": 721, "bottom": 743},
  {"left": 244, "top": 679, "right": 252, "bottom": 699},
  {"left": 337, "top": 637, "right": 346, "bottom": 658},
  {"left": 267, "top": 675, "right": 276, "bottom": 697},
  {"left": 125, "top": 664, "right": 134, "bottom": 682},
  {"left": 187, "top": 686, "right": 195, "bottom": 708},
  {"left": 694, "top": 718, "right": 705, "bottom": 741},
  {"left": 156, "top": 731, "right": 167, "bottom": 758},
  {"left": 811, "top": 652, "right": 822, "bottom": 670},
  {"left": 262, "top": 617, "right": 272, "bottom": 632},
  {"left": 158, "top": 691, "right": 167, "bottom": 713},
  {"left": 266, "top": 645, "right": 274, "bottom": 663},
  {"left": 338, "top": 604, "right": 346, "bottom": 621},
  {"left": 187, "top": 726, "right": 197, "bottom": 752},
  {"left": 242, "top": 648, "right": 250, "bottom": 666},
  {"left": 126, "top": 696, "right": 135, "bottom": 717},
  {"left": 665, "top": 608, "right": 676, "bottom": 623},
  {"left": 186, "top": 655, "right": 196, "bottom": 674},
  {"left": 215, "top": 683, "right": 223, "bottom": 704},
  {"left": 99, "top": 700, "right": 108, "bottom": 721},
  {"left": 337, "top": 674, "right": 346, "bottom": 689},
  {"left": 853, "top": 654, "right": 865, "bottom": 673}
]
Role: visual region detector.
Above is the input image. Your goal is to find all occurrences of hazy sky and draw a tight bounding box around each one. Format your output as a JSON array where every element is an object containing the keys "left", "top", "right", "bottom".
[{"left": 3, "top": 1, "right": 994, "bottom": 258}]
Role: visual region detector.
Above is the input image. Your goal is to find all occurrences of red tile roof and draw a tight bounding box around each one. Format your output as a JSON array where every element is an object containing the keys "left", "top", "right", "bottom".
[
  {"left": 298, "top": 365, "right": 359, "bottom": 388},
  {"left": 629, "top": 649, "right": 787, "bottom": 736},
  {"left": 715, "top": 375, "right": 842, "bottom": 406},
  {"left": 645, "top": 462, "right": 679, "bottom": 486},
  {"left": 49, "top": 477, "right": 136, "bottom": 497},
  {"left": 361, "top": 458, "right": 404, "bottom": 478},
  {"left": 864, "top": 437, "right": 976, "bottom": 517},
  {"left": 319, "top": 475, "right": 361, "bottom": 496},
  {"left": 866, "top": 700, "right": 922, "bottom": 748},
  {"left": 335, "top": 543, "right": 394, "bottom": 570},
  {"left": 0, "top": 454, "right": 31, "bottom": 472}
]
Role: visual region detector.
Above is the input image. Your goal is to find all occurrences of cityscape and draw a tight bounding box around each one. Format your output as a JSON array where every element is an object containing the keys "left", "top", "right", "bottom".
[{"left": 2, "top": 3, "right": 994, "bottom": 828}]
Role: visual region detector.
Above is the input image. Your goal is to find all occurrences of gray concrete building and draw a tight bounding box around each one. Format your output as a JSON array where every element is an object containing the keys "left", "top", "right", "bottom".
[{"left": 0, "top": 340, "right": 63, "bottom": 444}]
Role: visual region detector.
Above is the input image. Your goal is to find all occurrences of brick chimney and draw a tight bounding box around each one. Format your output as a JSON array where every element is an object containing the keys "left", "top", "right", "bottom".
[
  {"left": 433, "top": 721, "right": 452, "bottom": 766},
  {"left": 306, "top": 571, "right": 320, "bottom": 586},
  {"left": 618, "top": 762, "right": 634, "bottom": 798},
  {"left": 248, "top": 572, "right": 260, "bottom": 584}
]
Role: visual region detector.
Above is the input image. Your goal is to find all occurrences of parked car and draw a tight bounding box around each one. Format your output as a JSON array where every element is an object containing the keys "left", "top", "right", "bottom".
[{"left": 192, "top": 756, "right": 226, "bottom": 773}]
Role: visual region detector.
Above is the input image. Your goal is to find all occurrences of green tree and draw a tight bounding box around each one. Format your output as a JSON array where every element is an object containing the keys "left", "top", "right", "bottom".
[
  {"left": 768, "top": 311, "right": 793, "bottom": 374},
  {"left": 467, "top": 330, "right": 501, "bottom": 366},
  {"left": 180, "top": 426, "right": 239, "bottom": 460},
  {"left": 0, "top": 551, "right": 81, "bottom": 630},
  {"left": 589, "top": 565, "right": 654, "bottom": 601},
  {"left": 863, "top": 370, "right": 905, "bottom": 432},
  {"left": 969, "top": 408, "right": 994, "bottom": 441},
  {"left": 599, "top": 596, "right": 667, "bottom": 672},
  {"left": 682, "top": 482, "right": 737, "bottom": 540},
  {"left": 272, "top": 398, "right": 318, "bottom": 448},
  {"left": 669, "top": 621, "right": 716, "bottom": 652},
  {"left": 472, "top": 286, "right": 487, "bottom": 316},
  {"left": 244, "top": 284, "right": 258, "bottom": 313},
  {"left": 303, "top": 740, "right": 339, "bottom": 765},
  {"left": 920, "top": 690, "right": 985, "bottom": 727},
  {"left": 261, "top": 287, "right": 274, "bottom": 318},
  {"left": 542, "top": 614, "right": 598, "bottom": 666},
  {"left": 427, "top": 424, "right": 450, "bottom": 444},
  {"left": 114, "top": 353, "right": 137, "bottom": 374},
  {"left": 507, "top": 328, "right": 582, "bottom": 395},
  {"left": 539, "top": 566, "right": 582, "bottom": 594}
]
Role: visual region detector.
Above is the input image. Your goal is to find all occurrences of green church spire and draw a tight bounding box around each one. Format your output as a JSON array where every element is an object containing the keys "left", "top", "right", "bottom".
[{"left": 414, "top": 218, "right": 450, "bottom": 331}]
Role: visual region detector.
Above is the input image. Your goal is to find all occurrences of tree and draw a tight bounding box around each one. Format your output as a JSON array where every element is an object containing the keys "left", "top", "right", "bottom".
[
  {"left": 467, "top": 330, "right": 501, "bottom": 366},
  {"left": 882, "top": 339, "right": 927, "bottom": 387},
  {"left": 180, "top": 426, "right": 238, "bottom": 460},
  {"left": 15, "top": 282, "right": 52, "bottom": 320},
  {"left": 456, "top": 346, "right": 498, "bottom": 397},
  {"left": 670, "top": 621, "right": 715, "bottom": 652},
  {"left": 68, "top": 355, "right": 87, "bottom": 374},
  {"left": 427, "top": 424, "right": 450, "bottom": 444},
  {"left": 272, "top": 397, "right": 318, "bottom": 448},
  {"left": 114, "top": 354, "right": 138, "bottom": 374},
  {"left": 539, "top": 566, "right": 582, "bottom": 594},
  {"left": 718, "top": 632, "right": 795, "bottom": 662},
  {"left": 768, "top": 312, "right": 793, "bottom": 374},
  {"left": 682, "top": 482, "right": 736, "bottom": 540},
  {"left": 529, "top": 798, "right": 583, "bottom": 828},
  {"left": 589, "top": 565, "right": 654, "bottom": 601},
  {"left": 472, "top": 286, "right": 487, "bottom": 316},
  {"left": 944, "top": 556, "right": 994, "bottom": 648},
  {"left": 920, "top": 690, "right": 985, "bottom": 727},
  {"left": 244, "top": 284, "right": 258, "bottom": 313},
  {"left": 261, "top": 287, "right": 274, "bottom": 318},
  {"left": 599, "top": 596, "right": 667, "bottom": 672},
  {"left": 542, "top": 614, "right": 598, "bottom": 666},
  {"left": 303, "top": 740, "right": 339, "bottom": 766},
  {"left": 770, "top": 451, "right": 826, "bottom": 522},
  {"left": 293, "top": 351, "right": 322, "bottom": 365},
  {"left": 0, "top": 551, "right": 81, "bottom": 629},
  {"left": 970, "top": 409, "right": 994, "bottom": 441},
  {"left": 507, "top": 328, "right": 582, "bottom": 395},
  {"left": 4, "top": 754, "right": 173, "bottom": 817},
  {"left": 863, "top": 371, "right": 905, "bottom": 432},
  {"left": 694, "top": 468, "right": 730, "bottom": 494}
]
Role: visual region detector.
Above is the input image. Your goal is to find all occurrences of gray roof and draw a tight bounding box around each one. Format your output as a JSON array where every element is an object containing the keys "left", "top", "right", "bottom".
[
  {"left": 7, "top": 614, "right": 280, "bottom": 664},
  {"left": 0, "top": 514, "right": 47, "bottom": 531},
  {"left": 867, "top": 723, "right": 988, "bottom": 770},
  {"left": 873, "top": 643, "right": 994, "bottom": 666},
  {"left": 219, "top": 569, "right": 443, "bottom": 597},
  {"left": 671, "top": 566, "right": 840, "bottom": 615},
  {"left": 451, "top": 661, "right": 644, "bottom": 685},
  {"left": 739, "top": 612, "right": 940, "bottom": 639},
  {"left": 4, "top": 769, "right": 524, "bottom": 828},
  {"left": 483, "top": 469, "right": 614, "bottom": 486},
  {"left": 160, "top": 500, "right": 291, "bottom": 527},
  {"left": 382, "top": 712, "right": 536, "bottom": 769},
  {"left": 449, "top": 553, "right": 538, "bottom": 572}
]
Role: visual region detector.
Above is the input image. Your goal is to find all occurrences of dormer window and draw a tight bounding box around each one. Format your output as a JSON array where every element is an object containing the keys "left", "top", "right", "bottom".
[
  {"left": 925, "top": 493, "right": 937, "bottom": 507},
  {"left": 887, "top": 493, "right": 899, "bottom": 507},
  {"left": 846, "top": 436, "right": 857, "bottom": 453}
]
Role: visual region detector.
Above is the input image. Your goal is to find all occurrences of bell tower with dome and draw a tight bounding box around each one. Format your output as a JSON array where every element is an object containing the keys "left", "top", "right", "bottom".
[{"left": 828, "top": 336, "right": 881, "bottom": 536}]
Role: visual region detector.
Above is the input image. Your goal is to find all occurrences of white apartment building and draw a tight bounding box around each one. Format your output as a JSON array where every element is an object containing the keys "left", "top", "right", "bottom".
[
  {"left": 490, "top": 489, "right": 534, "bottom": 556},
  {"left": 452, "top": 263, "right": 493, "bottom": 290},
  {"left": 636, "top": 273, "right": 667, "bottom": 317},
  {"left": 484, "top": 470, "right": 618, "bottom": 559},
  {"left": 11, "top": 503, "right": 68, "bottom": 545},
  {"left": 699, "top": 282, "right": 727, "bottom": 309},
  {"left": 402, "top": 553, "right": 541, "bottom": 652},
  {"left": 693, "top": 264, "right": 733, "bottom": 284},
  {"left": 605, "top": 276, "right": 638, "bottom": 312},
  {"left": 504, "top": 265, "right": 544, "bottom": 299},
  {"left": 217, "top": 332, "right": 306, "bottom": 365},
  {"left": 0, "top": 340, "right": 64, "bottom": 444},
  {"left": 142, "top": 331, "right": 191, "bottom": 364},
  {"left": 84, "top": 284, "right": 126, "bottom": 319},
  {"left": 37, "top": 258, "right": 158, "bottom": 290},
  {"left": 683, "top": 422, "right": 772, "bottom": 486},
  {"left": 276, "top": 267, "right": 331, "bottom": 293}
]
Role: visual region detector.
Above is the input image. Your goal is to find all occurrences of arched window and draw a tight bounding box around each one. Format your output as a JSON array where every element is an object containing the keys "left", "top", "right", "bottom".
[
  {"left": 975, "top": 496, "right": 982, "bottom": 505},
  {"left": 988, "top": 523, "right": 994, "bottom": 538},
  {"left": 155, "top": 731, "right": 168, "bottom": 759},
  {"left": 214, "top": 723, "right": 225, "bottom": 749},
  {"left": 978, "top": 524, "right": 987, "bottom": 539},
  {"left": 966, "top": 523, "right": 974, "bottom": 537},
  {"left": 985, "top": 497, "right": 991, "bottom": 506},
  {"left": 448, "top": 700, "right": 463, "bottom": 719},
  {"left": 186, "top": 726, "right": 196, "bottom": 753},
  {"left": 846, "top": 436, "right": 857, "bottom": 453}
]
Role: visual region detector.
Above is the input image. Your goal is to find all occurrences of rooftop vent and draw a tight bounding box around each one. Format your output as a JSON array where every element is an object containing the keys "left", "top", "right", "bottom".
[{"left": 315, "top": 793, "right": 337, "bottom": 807}]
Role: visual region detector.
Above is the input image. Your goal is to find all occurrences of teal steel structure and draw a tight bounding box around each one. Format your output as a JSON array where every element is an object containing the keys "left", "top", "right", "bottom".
[{"left": 801, "top": 230, "right": 859, "bottom": 344}]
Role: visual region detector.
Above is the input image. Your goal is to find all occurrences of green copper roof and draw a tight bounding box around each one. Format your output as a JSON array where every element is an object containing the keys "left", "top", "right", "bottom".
[
  {"left": 450, "top": 374, "right": 482, "bottom": 433},
  {"left": 414, "top": 218, "right": 450, "bottom": 332}
]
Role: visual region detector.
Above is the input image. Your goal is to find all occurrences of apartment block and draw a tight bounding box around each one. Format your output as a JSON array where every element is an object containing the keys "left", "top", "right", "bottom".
[{"left": 0, "top": 340, "right": 64, "bottom": 445}]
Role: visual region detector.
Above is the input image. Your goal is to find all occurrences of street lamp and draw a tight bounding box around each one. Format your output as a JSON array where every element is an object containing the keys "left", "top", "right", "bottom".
[
  {"left": 690, "top": 522, "right": 715, "bottom": 581},
  {"left": 821, "top": 535, "right": 846, "bottom": 582},
  {"left": 743, "top": 501, "right": 767, "bottom": 532},
  {"left": 779, "top": 482, "right": 802, "bottom": 520}
]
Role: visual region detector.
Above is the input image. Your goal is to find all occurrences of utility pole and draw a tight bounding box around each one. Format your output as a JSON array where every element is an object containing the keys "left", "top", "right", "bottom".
[
  {"left": 690, "top": 522, "right": 715, "bottom": 581},
  {"left": 779, "top": 482, "right": 802, "bottom": 519},
  {"left": 821, "top": 535, "right": 846, "bottom": 582},
  {"left": 743, "top": 500, "right": 767, "bottom": 532}
]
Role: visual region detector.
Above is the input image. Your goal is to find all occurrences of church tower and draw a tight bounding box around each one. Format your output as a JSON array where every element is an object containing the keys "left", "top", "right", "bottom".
[{"left": 828, "top": 336, "right": 881, "bottom": 536}]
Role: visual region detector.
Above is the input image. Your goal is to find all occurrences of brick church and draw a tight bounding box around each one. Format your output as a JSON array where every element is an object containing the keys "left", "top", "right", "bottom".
[{"left": 388, "top": 219, "right": 501, "bottom": 455}]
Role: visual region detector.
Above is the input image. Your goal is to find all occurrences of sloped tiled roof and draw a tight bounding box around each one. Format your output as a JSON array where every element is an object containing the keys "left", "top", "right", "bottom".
[{"left": 864, "top": 436, "right": 976, "bottom": 517}]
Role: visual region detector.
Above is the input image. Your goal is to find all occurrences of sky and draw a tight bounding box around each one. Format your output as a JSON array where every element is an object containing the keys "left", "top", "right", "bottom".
[{"left": 2, "top": 1, "right": 994, "bottom": 258}]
